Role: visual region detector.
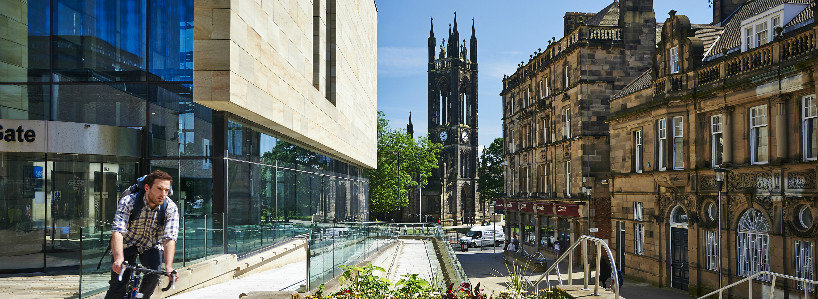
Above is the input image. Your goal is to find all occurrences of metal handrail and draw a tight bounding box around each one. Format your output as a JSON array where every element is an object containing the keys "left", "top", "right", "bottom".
[
  {"left": 532, "top": 235, "right": 620, "bottom": 298},
  {"left": 697, "top": 271, "right": 818, "bottom": 299}
]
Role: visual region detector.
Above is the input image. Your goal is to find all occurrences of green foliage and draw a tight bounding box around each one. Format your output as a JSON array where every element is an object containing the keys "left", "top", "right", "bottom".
[
  {"left": 306, "top": 263, "right": 572, "bottom": 299},
  {"left": 396, "top": 273, "right": 432, "bottom": 294},
  {"left": 338, "top": 264, "right": 391, "bottom": 295},
  {"left": 477, "top": 138, "right": 505, "bottom": 204},
  {"left": 369, "top": 111, "right": 442, "bottom": 216}
]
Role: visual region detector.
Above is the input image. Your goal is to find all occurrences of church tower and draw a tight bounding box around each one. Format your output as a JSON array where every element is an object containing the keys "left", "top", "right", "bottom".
[{"left": 425, "top": 13, "right": 480, "bottom": 225}]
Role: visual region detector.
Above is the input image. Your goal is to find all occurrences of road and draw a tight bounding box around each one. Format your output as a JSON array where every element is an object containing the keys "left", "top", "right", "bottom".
[{"left": 454, "top": 246, "right": 695, "bottom": 299}]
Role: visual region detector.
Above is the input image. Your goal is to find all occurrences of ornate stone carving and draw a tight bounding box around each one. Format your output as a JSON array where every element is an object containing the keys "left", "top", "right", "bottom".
[
  {"left": 727, "top": 172, "right": 780, "bottom": 194},
  {"left": 787, "top": 172, "right": 817, "bottom": 190},
  {"left": 699, "top": 175, "right": 716, "bottom": 191}
]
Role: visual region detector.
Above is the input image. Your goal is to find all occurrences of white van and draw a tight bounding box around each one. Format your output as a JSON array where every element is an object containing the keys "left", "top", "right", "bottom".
[{"left": 459, "top": 226, "right": 505, "bottom": 247}]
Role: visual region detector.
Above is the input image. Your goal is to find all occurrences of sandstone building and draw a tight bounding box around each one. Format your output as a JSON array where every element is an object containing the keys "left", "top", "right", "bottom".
[
  {"left": 499, "top": 0, "right": 655, "bottom": 259},
  {"left": 609, "top": 1, "right": 816, "bottom": 297}
]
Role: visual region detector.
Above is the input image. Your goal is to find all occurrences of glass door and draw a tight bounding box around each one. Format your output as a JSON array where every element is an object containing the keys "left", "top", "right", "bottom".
[{"left": 0, "top": 152, "right": 47, "bottom": 273}]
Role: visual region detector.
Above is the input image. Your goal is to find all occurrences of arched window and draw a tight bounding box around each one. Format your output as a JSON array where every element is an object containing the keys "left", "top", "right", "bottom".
[
  {"left": 736, "top": 209, "right": 771, "bottom": 281},
  {"left": 670, "top": 206, "right": 687, "bottom": 228}
]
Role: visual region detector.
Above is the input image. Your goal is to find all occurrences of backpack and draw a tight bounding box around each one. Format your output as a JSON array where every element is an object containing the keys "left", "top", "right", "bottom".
[
  {"left": 120, "top": 175, "right": 169, "bottom": 226},
  {"left": 96, "top": 175, "right": 171, "bottom": 269}
]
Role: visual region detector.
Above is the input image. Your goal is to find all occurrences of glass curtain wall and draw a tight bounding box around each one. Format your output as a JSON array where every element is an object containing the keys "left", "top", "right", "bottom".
[{"left": 225, "top": 119, "right": 370, "bottom": 257}]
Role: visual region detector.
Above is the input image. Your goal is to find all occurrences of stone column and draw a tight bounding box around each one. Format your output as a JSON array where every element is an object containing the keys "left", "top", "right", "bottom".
[{"left": 723, "top": 109, "right": 733, "bottom": 164}]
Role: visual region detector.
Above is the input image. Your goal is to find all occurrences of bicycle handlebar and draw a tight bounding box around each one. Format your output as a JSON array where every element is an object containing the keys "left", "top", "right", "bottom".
[{"left": 118, "top": 261, "right": 178, "bottom": 291}]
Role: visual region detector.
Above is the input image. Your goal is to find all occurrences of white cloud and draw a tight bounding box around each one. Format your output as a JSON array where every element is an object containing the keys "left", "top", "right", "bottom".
[{"left": 378, "top": 47, "right": 427, "bottom": 77}]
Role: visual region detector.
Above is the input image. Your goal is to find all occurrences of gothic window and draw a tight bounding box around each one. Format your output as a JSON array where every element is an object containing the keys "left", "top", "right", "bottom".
[
  {"left": 658, "top": 118, "right": 667, "bottom": 171},
  {"left": 750, "top": 105, "right": 769, "bottom": 164},
  {"left": 803, "top": 95, "right": 817, "bottom": 161},
  {"left": 670, "top": 46, "right": 680, "bottom": 74},
  {"left": 711, "top": 114, "right": 724, "bottom": 167},
  {"left": 705, "top": 230, "right": 718, "bottom": 271},
  {"left": 633, "top": 130, "right": 643, "bottom": 173},
  {"left": 462, "top": 92, "right": 468, "bottom": 125},
  {"left": 736, "top": 209, "right": 771, "bottom": 281},
  {"left": 672, "top": 116, "right": 684, "bottom": 170},
  {"left": 634, "top": 202, "right": 644, "bottom": 255},
  {"left": 795, "top": 240, "right": 814, "bottom": 291}
]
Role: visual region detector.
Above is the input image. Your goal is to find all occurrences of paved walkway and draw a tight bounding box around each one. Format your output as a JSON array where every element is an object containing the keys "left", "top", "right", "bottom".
[
  {"left": 167, "top": 260, "right": 307, "bottom": 299},
  {"left": 387, "top": 239, "right": 435, "bottom": 283},
  {"left": 455, "top": 248, "right": 695, "bottom": 299}
]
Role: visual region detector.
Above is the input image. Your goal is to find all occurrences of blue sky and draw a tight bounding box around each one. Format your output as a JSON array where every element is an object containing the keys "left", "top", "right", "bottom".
[{"left": 376, "top": 0, "right": 712, "bottom": 149}]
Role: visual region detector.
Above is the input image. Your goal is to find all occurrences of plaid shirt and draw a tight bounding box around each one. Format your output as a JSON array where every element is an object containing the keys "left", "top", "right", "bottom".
[{"left": 112, "top": 193, "right": 179, "bottom": 252}]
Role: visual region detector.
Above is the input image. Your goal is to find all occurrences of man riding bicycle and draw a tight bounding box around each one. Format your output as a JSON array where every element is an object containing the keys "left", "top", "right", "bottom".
[{"left": 105, "top": 170, "right": 179, "bottom": 299}]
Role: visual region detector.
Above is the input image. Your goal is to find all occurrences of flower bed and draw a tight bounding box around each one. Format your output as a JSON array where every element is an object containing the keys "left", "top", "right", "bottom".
[{"left": 304, "top": 264, "right": 572, "bottom": 299}]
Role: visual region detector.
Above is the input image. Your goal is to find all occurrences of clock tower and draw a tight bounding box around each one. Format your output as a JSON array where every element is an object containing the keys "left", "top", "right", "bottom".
[{"left": 424, "top": 13, "right": 480, "bottom": 225}]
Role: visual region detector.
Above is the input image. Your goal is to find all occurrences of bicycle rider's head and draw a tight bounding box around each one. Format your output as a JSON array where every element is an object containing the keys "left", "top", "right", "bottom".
[{"left": 143, "top": 170, "right": 173, "bottom": 208}]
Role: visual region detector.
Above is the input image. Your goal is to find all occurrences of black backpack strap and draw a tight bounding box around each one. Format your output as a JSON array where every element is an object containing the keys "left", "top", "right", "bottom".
[{"left": 128, "top": 190, "right": 145, "bottom": 224}]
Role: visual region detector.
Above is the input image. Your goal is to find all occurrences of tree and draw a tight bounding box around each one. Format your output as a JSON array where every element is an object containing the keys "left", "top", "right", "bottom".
[
  {"left": 368, "top": 112, "right": 441, "bottom": 218},
  {"left": 478, "top": 137, "right": 504, "bottom": 209}
]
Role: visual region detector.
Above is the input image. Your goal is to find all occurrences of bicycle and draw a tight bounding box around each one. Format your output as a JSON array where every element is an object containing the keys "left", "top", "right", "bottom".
[{"left": 117, "top": 261, "right": 178, "bottom": 299}]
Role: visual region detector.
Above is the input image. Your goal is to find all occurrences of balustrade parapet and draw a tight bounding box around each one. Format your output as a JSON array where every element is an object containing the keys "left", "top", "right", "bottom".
[{"left": 651, "top": 25, "right": 815, "bottom": 98}]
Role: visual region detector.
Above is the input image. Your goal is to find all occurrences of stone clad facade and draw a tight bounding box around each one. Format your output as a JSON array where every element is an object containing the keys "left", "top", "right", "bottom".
[
  {"left": 194, "top": 0, "right": 377, "bottom": 169},
  {"left": 609, "top": 2, "right": 817, "bottom": 297},
  {"left": 499, "top": 0, "right": 655, "bottom": 260}
]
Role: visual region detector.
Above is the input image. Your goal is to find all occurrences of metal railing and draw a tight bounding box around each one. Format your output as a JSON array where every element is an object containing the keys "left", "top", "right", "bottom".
[
  {"left": 531, "top": 235, "right": 620, "bottom": 298},
  {"left": 697, "top": 271, "right": 818, "bottom": 299}
]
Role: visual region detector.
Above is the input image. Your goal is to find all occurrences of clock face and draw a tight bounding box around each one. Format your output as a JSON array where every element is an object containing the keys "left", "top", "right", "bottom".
[
  {"left": 439, "top": 131, "right": 448, "bottom": 141},
  {"left": 461, "top": 131, "right": 469, "bottom": 142}
]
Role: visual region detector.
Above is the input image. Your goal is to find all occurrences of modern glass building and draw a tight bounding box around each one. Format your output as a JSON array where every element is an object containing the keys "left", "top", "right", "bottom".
[{"left": 0, "top": 0, "right": 377, "bottom": 284}]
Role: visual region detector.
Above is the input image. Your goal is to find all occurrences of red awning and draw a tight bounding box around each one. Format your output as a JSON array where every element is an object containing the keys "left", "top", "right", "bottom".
[
  {"left": 519, "top": 201, "right": 535, "bottom": 213},
  {"left": 534, "top": 202, "right": 554, "bottom": 215},
  {"left": 555, "top": 204, "right": 580, "bottom": 217},
  {"left": 494, "top": 199, "right": 504, "bottom": 210}
]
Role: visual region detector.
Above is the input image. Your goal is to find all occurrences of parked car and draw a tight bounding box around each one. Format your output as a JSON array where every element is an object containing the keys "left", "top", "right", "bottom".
[{"left": 459, "top": 226, "right": 505, "bottom": 247}]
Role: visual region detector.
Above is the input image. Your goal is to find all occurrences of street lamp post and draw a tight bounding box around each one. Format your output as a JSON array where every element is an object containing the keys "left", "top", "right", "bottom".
[
  {"left": 714, "top": 167, "right": 728, "bottom": 298},
  {"left": 581, "top": 186, "right": 592, "bottom": 236}
]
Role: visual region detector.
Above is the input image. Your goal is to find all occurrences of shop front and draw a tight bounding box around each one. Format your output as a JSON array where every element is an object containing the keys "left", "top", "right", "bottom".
[
  {"left": 500, "top": 199, "right": 584, "bottom": 261},
  {"left": 0, "top": 120, "right": 141, "bottom": 273}
]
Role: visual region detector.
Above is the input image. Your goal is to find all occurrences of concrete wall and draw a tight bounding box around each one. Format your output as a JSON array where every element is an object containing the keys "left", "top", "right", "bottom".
[{"left": 193, "top": 0, "right": 377, "bottom": 169}]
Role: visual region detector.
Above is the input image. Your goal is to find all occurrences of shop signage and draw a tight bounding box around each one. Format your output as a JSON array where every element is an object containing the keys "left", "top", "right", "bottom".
[
  {"left": 1, "top": 124, "right": 36, "bottom": 142},
  {"left": 534, "top": 202, "right": 554, "bottom": 215},
  {"left": 494, "top": 199, "right": 504, "bottom": 210},
  {"left": 505, "top": 201, "right": 518, "bottom": 212},
  {"left": 519, "top": 201, "right": 535, "bottom": 213},
  {"left": 555, "top": 204, "right": 580, "bottom": 217},
  {"left": 0, "top": 120, "right": 139, "bottom": 156},
  {"left": 589, "top": 228, "right": 598, "bottom": 233},
  {"left": 0, "top": 120, "right": 46, "bottom": 152}
]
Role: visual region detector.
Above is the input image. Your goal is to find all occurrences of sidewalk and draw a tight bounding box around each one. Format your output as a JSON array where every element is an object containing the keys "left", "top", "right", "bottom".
[
  {"left": 455, "top": 248, "right": 694, "bottom": 299},
  {"left": 167, "top": 260, "right": 307, "bottom": 299}
]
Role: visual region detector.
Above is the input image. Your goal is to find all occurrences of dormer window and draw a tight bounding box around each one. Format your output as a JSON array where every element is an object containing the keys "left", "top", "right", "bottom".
[
  {"left": 670, "top": 46, "right": 680, "bottom": 74},
  {"left": 740, "top": 3, "right": 809, "bottom": 52}
]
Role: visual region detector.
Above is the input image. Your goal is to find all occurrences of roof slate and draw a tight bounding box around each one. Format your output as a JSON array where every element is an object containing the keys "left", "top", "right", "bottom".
[
  {"left": 586, "top": 1, "right": 620, "bottom": 27},
  {"left": 612, "top": 69, "right": 653, "bottom": 100},
  {"left": 706, "top": 0, "right": 812, "bottom": 58}
]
